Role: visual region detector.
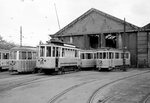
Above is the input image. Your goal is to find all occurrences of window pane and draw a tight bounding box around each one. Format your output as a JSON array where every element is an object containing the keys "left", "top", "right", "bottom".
[
  {"left": 28, "top": 52, "right": 32, "bottom": 59},
  {"left": 56, "top": 47, "right": 60, "bottom": 57},
  {"left": 33, "top": 52, "right": 37, "bottom": 59},
  {"left": 94, "top": 53, "right": 97, "bottom": 59},
  {"left": 115, "top": 53, "right": 119, "bottom": 59},
  {"left": 103, "top": 52, "right": 106, "bottom": 59},
  {"left": 20, "top": 51, "right": 26, "bottom": 60},
  {"left": 40, "top": 46, "right": 45, "bottom": 57},
  {"left": 11, "top": 51, "right": 17, "bottom": 59},
  {"left": 87, "top": 53, "right": 91, "bottom": 59},
  {"left": 80, "top": 53, "right": 84, "bottom": 59},
  {"left": 2, "top": 53, "right": 9, "bottom": 59},
  {"left": 53, "top": 47, "right": 55, "bottom": 57},
  {"left": 121, "top": 53, "right": 123, "bottom": 59},
  {"left": 75, "top": 50, "right": 78, "bottom": 57},
  {"left": 46, "top": 46, "right": 51, "bottom": 57},
  {"left": 62, "top": 48, "right": 65, "bottom": 57}
]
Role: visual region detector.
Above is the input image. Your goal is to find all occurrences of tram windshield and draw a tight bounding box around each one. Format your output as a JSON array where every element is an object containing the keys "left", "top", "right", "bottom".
[
  {"left": 10, "top": 51, "right": 17, "bottom": 59},
  {"left": 19, "top": 51, "right": 26, "bottom": 60},
  {"left": 40, "top": 46, "right": 45, "bottom": 57},
  {"left": 46, "top": 46, "right": 51, "bottom": 57},
  {"left": 2, "top": 53, "right": 9, "bottom": 59}
]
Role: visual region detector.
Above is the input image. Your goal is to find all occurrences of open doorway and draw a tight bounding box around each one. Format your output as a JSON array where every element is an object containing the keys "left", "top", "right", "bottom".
[
  {"left": 89, "top": 35, "right": 99, "bottom": 49},
  {"left": 105, "top": 33, "right": 116, "bottom": 48}
]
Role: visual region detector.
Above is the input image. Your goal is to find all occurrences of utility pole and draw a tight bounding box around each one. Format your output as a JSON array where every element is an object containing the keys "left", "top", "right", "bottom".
[
  {"left": 123, "top": 18, "right": 126, "bottom": 71},
  {"left": 20, "top": 26, "right": 22, "bottom": 47},
  {"left": 54, "top": 3, "right": 61, "bottom": 30}
]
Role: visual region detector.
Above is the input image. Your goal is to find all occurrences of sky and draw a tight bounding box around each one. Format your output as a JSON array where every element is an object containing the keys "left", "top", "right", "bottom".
[{"left": 0, "top": 0, "right": 150, "bottom": 46}]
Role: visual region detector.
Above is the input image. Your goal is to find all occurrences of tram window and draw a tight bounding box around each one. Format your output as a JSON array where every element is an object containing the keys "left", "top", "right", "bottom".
[
  {"left": 40, "top": 46, "right": 45, "bottom": 57},
  {"left": 109, "top": 52, "right": 111, "bottom": 59},
  {"left": 56, "top": 47, "right": 59, "bottom": 57},
  {"left": 3, "top": 53, "right": 9, "bottom": 59},
  {"left": 28, "top": 52, "right": 32, "bottom": 59},
  {"left": 115, "top": 53, "right": 119, "bottom": 59},
  {"left": 99, "top": 53, "right": 102, "bottom": 59},
  {"left": 80, "top": 53, "right": 84, "bottom": 59},
  {"left": 62, "top": 48, "right": 65, "bottom": 57},
  {"left": 112, "top": 53, "right": 114, "bottom": 59},
  {"left": 86, "top": 53, "right": 92, "bottom": 59},
  {"left": 121, "top": 53, "right": 123, "bottom": 59},
  {"left": 94, "top": 53, "right": 97, "bottom": 59},
  {"left": 46, "top": 46, "right": 51, "bottom": 57},
  {"left": 125, "top": 53, "right": 129, "bottom": 58},
  {"left": 11, "top": 51, "right": 17, "bottom": 59},
  {"left": 109, "top": 52, "right": 113, "bottom": 59},
  {"left": 20, "top": 51, "right": 26, "bottom": 60},
  {"left": 75, "top": 50, "right": 78, "bottom": 57},
  {"left": 33, "top": 52, "right": 37, "bottom": 59},
  {"left": 103, "top": 52, "right": 107, "bottom": 59},
  {"left": 53, "top": 47, "right": 56, "bottom": 57}
]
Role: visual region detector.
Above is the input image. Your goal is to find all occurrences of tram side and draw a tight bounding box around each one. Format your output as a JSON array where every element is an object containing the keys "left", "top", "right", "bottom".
[
  {"left": 0, "top": 49, "right": 10, "bottom": 71},
  {"left": 9, "top": 46, "right": 37, "bottom": 73},
  {"left": 96, "top": 48, "right": 130, "bottom": 71},
  {"left": 36, "top": 43, "right": 81, "bottom": 74},
  {"left": 80, "top": 50, "right": 96, "bottom": 70}
]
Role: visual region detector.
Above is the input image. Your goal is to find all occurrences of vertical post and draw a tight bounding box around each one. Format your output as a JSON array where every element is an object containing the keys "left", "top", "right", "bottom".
[
  {"left": 54, "top": 3, "right": 61, "bottom": 30},
  {"left": 123, "top": 18, "right": 126, "bottom": 71},
  {"left": 20, "top": 26, "right": 22, "bottom": 47}
]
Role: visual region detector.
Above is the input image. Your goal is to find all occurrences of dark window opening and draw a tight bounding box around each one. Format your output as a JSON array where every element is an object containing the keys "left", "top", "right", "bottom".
[
  {"left": 89, "top": 35, "right": 99, "bottom": 49},
  {"left": 105, "top": 34, "right": 116, "bottom": 48}
]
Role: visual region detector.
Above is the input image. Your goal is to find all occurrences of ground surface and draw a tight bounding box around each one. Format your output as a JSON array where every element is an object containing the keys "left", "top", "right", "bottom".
[{"left": 0, "top": 69, "right": 150, "bottom": 103}]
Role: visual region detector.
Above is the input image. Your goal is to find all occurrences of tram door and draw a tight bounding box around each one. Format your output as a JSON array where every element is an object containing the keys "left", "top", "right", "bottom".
[
  {"left": 109, "top": 52, "right": 114, "bottom": 67},
  {"left": 55, "top": 47, "right": 59, "bottom": 68}
]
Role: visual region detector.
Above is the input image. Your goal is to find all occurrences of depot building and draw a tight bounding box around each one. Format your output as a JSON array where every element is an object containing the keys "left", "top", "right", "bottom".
[{"left": 51, "top": 8, "right": 150, "bottom": 68}]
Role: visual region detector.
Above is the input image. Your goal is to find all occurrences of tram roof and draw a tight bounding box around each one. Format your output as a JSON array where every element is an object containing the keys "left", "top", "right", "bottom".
[
  {"left": 38, "top": 43, "right": 79, "bottom": 49},
  {"left": 0, "top": 49, "right": 10, "bottom": 52},
  {"left": 81, "top": 48, "right": 129, "bottom": 52},
  {"left": 10, "top": 46, "right": 36, "bottom": 52},
  {"left": 96, "top": 48, "right": 129, "bottom": 52}
]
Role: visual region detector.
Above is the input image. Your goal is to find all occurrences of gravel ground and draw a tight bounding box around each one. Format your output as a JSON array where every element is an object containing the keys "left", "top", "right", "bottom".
[{"left": 0, "top": 69, "right": 149, "bottom": 103}]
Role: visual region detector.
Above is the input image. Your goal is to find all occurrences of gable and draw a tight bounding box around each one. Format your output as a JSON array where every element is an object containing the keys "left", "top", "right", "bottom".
[{"left": 53, "top": 8, "right": 139, "bottom": 37}]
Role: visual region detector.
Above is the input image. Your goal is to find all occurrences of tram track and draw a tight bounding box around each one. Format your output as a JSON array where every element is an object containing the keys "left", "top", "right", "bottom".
[
  {"left": 141, "top": 93, "right": 150, "bottom": 103},
  {"left": 0, "top": 71, "right": 96, "bottom": 93},
  {"left": 46, "top": 70, "right": 150, "bottom": 103},
  {"left": 88, "top": 70, "right": 150, "bottom": 103},
  {"left": 0, "top": 74, "right": 51, "bottom": 92},
  {"left": 48, "top": 79, "right": 98, "bottom": 103}
]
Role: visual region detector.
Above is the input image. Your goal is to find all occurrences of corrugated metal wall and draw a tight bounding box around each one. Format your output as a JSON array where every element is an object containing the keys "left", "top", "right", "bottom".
[{"left": 137, "top": 32, "right": 148, "bottom": 67}]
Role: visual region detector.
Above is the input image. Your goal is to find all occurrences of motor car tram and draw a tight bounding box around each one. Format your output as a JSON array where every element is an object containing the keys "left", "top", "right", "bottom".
[
  {"left": 9, "top": 46, "right": 37, "bottom": 73},
  {"left": 80, "top": 50, "right": 96, "bottom": 69},
  {"left": 96, "top": 48, "right": 130, "bottom": 71},
  {"left": 36, "top": 39, "right": 81, "bottom": 74},
  {"left": 0, "top": 49, "right": 10, "bottom": 71}
]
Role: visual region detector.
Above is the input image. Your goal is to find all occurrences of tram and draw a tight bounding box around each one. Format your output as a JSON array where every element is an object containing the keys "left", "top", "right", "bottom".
[
  {"left": 96, "top": 48, "right": 130, "bottom": 71},
  {"left": 0, "top": 49, "right": 10, "bottom": 71},
  {"left": 80, "top": 50, "right": 96, "bottom": 69},
  {"left": 9, "top": 46, "right": 37, "bottom": 73},
  {"left": 36, "top": 39, "right": 81, "bottom": 74}
]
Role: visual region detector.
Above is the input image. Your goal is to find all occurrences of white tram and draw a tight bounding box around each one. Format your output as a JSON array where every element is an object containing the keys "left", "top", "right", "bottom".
[
  {"left": 80, "top": 50, "right": 96, "bottom": 69},
  {"left": 0, "top": 49, "right": 10, "bottom": 71},
  {"left": 96, "top": 48, "right": 130, "bottom": 71},
  {"left": 36, "top": 40, "right": 81, "bottom": 74},
  {"left": 9, "top": 46, "right": 37, "bottom": 73}
]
